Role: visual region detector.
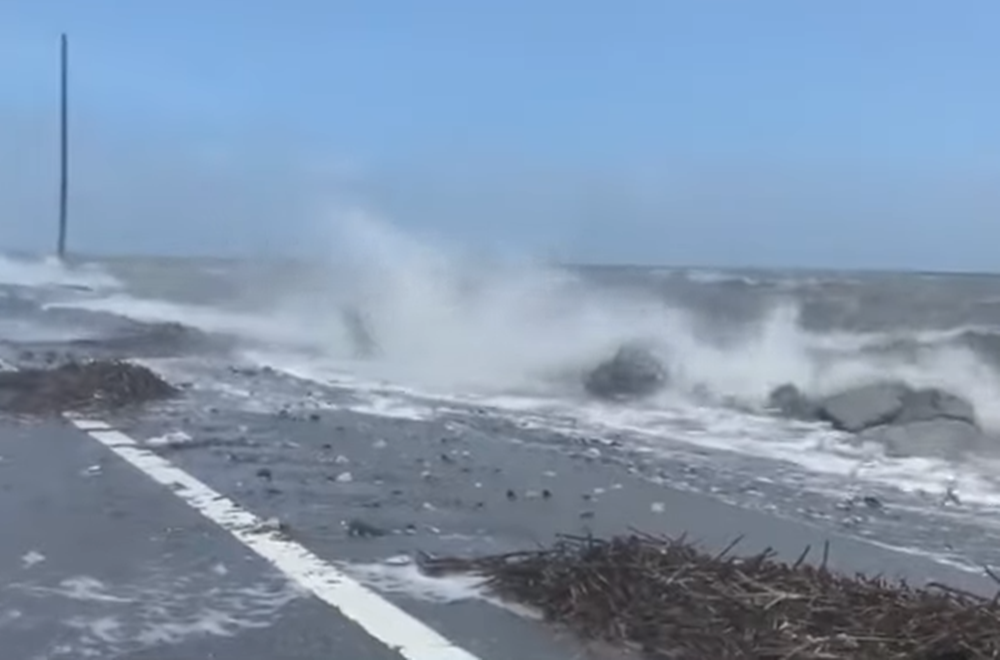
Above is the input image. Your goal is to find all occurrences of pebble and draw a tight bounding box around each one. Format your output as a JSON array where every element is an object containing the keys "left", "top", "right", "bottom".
[
  {"left": 346, "top": 518, "right": 387, "bottom": 538},
  {"left": 650, "top": 502, "right": 666, "bottom": 513},
  {"left": 256, "top": 517, "right": 287, "bottom": 534},
  {"left": 335, "top": 472, "right": 353, "bottom": 483}
]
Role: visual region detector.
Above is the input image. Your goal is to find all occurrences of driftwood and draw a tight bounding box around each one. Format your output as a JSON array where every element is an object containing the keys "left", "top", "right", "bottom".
[
  {"left": 420, "top": 533, "right": 1000, "bottom": 659},
  {"left": 0, "top": 359, "right": 178, "bottom": 415}
]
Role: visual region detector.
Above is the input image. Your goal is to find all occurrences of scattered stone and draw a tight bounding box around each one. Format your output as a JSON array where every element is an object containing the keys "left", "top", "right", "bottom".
[
  {"left": 308, "top": 413, "right": 321, "bottom": 422},
  {"left": 346, "top": 518, "right": 387, "bottom": 538},
  {"left": 335, "top": 472, "right": 353, "bottom": 483},
  {"left": 334, "top": 454, "right": 350, "bottom": 464},
  {"left": 862, "top": 495, "right": 882, "bottom": 509},
  {"left": 542, "top": 489, "right": 553, "bottom": 500},
  {"left": 506, "top": 489, "right": 517, "bottom": 501},
  {"left": 255, "top": 467, "right": 273, "bottom": 481},
  {"left": 0, "top": 359, "right": 178, "bottom": 415},
  {"left": 254, "top": 517, "right": 289, "bottom": 535},
  {"left": 650, "top": 502, "right": 666, "bottom": 513}
]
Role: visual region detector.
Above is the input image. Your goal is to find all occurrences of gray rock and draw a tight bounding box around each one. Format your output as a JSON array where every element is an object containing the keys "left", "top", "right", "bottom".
[
  {"left": 583, "top": 344, "right": 667, "bottom": 401},
  {"left": 896, "top": 387, "right": 977, "bottom": 426},
  {"left": 816, "top": 381, "right": 911, "bottom": 433},
  {"left": 766, "top": 383, "right": 819, "bottom": 421},
  {"left": 857, "top": 419, "right": 984, "bottom": 459}
]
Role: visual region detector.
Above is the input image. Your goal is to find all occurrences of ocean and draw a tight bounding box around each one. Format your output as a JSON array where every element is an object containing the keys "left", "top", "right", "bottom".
[{"left": 4, "top": 217, "right": 1000, "bottom": 585}]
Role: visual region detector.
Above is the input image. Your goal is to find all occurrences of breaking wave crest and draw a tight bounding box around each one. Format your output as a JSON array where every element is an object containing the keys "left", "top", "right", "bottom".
[
  {"left": 0, "top": 254, "right": 122, "bottom": 292},
  {"left": 21, "top": 211, "right": 1000, "bottom": 431}
]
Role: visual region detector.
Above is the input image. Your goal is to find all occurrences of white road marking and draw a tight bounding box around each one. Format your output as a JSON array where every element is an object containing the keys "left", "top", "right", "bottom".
[{"left": 68, "top": 418, "right": 483, "bottom": 660}]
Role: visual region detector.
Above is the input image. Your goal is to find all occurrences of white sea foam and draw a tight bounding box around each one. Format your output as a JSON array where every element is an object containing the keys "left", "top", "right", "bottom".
[
  {"left": 7, "top": 571, "right": 301, "bottom": 659},
  {"left": 0, "top": 254, "right": 121, "bottom": 291},
  {"left": 343, "top": 556, "right": 542, "bottom": 620},
  {"left": 37, "top": 210, "right": 1000, "bottom": 508}
]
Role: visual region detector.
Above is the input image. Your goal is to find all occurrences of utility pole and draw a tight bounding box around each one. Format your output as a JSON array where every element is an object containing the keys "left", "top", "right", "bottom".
[{"left": 56, "top": 33, "right": 69, "bottom": 260}]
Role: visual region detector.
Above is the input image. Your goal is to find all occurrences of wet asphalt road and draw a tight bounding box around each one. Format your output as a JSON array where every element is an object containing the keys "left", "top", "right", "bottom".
[
  {"left": 1, "top": 360, "right": 999, "bottom": 659},
  {"left": 0, "top": 420, "right": 408, "bottom": 660}
]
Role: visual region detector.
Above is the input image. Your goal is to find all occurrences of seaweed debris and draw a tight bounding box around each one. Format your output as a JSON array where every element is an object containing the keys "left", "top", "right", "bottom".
[
  {"left": 0, "top": 359, "right": 179, "bottom": 415},
  {"left": 420, "top": 533, "right": 1000, "bottom": 659}
]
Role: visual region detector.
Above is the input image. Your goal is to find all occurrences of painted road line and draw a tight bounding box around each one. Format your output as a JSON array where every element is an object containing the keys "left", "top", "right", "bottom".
[{"left": 68, "top": 418, "right": 483, "bottom": 660}]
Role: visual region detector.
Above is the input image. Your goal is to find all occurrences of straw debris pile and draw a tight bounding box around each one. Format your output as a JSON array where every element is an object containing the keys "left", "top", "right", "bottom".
[
  {"left": 420, "top": 533, "right": 999, "bottom": 660},
  {"left": 0, "top": 359, "right": 178, "bottom": 415}
]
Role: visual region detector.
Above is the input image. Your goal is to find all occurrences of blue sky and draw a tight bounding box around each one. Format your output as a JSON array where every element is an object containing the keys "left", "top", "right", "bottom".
[{"left": 1, "top": 1, "right": 998, "bottom": 270}]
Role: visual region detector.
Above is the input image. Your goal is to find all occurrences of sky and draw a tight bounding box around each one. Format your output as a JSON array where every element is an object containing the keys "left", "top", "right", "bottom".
[{"left": 1, "top": 1, "right": 999, "bottom": 271}]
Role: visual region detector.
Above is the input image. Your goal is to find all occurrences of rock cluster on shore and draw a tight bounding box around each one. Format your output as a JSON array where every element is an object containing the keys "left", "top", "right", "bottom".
[
  {"left": 424, "top": 532, "right": 998, "bottom": 660},
  {"left": 0, "top": 359, "right": 178, "bottom": 415},
  {"left": 768, "top": 381, "right": 985, "bottom": 458}
]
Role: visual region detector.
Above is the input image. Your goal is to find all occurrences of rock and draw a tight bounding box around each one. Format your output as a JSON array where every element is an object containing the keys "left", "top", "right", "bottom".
[
  {"left": 857, "top": 419, "right": 984, "bottom": 459},
  {"left": 583, "top": 344, "right": 667, "bottom": 401},
  {"left": 895, "top": 388, "right": 976, "bottom": 426},
  {"left": 766, "top": 384, "right": 819, "bottom": 421},
  {"left": 816, "top": 381, "right": 911, "bottom": 433}
]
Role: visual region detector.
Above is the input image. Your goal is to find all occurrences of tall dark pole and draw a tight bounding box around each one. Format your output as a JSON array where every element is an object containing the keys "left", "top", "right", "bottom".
[{"left": 56, "top": 33, "right": 69, "bottom": 260}]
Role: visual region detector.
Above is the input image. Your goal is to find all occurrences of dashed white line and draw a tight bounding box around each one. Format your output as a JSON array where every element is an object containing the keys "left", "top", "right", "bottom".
[{"left": 67, "top": 417, "right": 483, "bottom": 660}]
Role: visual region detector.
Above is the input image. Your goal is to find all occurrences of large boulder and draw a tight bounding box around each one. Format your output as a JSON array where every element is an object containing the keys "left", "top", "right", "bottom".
[
  {"left": 815, "top": 381, "right": 911, "bottom": 433},
  {"left": 584, "top": 344, "right": 667, "bottom": 401},
  {"left": 814, "top": 382, "right": 978, "bottom": 433},
  {"left": 766, "top": 379, "right": 984, "bottom": 459},
  {"left": 857, "top": 419, "right": 985, "bottom": 459},
  {"left": 766, "top": 384, "right": 820, "bottom": 421},
  {"left": 894, "top": 387, "right": 976, "bottom": 426}
]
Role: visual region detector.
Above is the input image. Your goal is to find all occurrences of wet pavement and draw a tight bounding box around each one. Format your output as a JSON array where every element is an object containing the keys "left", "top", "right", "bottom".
[{"left": 1, "top": 345, "right": 1000, "bottom": 658}]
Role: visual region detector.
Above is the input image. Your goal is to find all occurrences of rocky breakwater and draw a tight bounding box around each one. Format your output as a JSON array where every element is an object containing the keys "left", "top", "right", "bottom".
[{"left": 768, "top": 380, "right": 987, "bottom": 459}]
